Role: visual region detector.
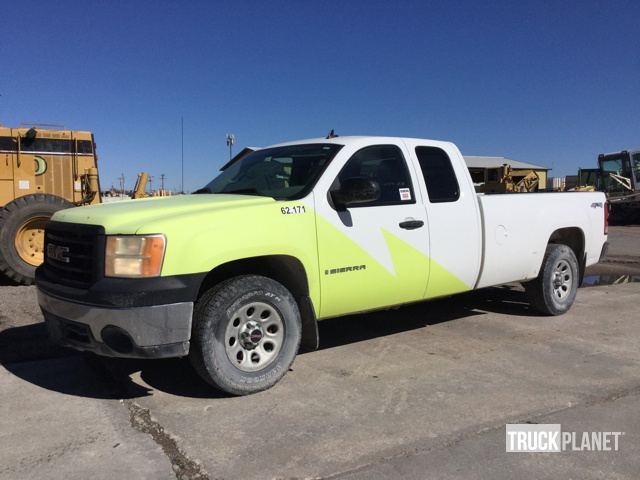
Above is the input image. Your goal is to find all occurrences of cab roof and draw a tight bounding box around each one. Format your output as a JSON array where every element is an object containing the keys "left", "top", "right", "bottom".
[{"left": 268, "top": 135, "right": 446, "bottom": 148}]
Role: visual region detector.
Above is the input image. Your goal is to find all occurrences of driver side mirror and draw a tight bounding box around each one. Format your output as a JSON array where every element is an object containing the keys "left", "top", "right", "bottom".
[{"left": 330, "top": 177, "right": 380, "bottom": 210}]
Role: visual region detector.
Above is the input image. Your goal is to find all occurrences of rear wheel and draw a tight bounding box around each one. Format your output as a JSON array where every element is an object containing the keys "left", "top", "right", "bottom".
[
  {"left": 189, "top": 275, "right": 301, "bottom": 395},
  {"left": 525, "top": 244, "right": 579, "bottom": 315},
  {"left": 0, "top": 194, "right": 72, "bottom": 284}
]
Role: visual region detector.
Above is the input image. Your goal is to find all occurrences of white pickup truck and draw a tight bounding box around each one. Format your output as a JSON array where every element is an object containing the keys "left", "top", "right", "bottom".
[{"left": 37, "top": 136, "right": 609, "bottom": 395}]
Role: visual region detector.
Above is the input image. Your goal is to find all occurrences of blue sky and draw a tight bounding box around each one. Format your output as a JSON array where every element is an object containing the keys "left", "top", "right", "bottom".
[{"left": 2, "top": 0, "right": 639, "bottom": 191}]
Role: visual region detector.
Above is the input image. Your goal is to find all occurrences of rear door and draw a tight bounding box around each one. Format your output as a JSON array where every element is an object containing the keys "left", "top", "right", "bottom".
[
  {"left": 314, "top": 141, "right": 430, "bottom": 318},
  {"left": 404, "top": 140, "right": 482, "bottom": 298}
]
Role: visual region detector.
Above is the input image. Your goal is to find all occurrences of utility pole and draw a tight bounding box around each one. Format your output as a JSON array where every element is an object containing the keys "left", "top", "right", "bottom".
[
  {"left": 226, "top": 133, "right": 235, "bottom": 160},
  {"left": 181, "top": 116, "right": 184, "bottom": 194},
  {"left": 148, "top": 175, "right": 154, "bottom": 195},
  {"left": 118, "top": 174, "right": 125, "bottom": 197},
  {"left": 160, "top": 174, "right": 166, "bottom": 192}
]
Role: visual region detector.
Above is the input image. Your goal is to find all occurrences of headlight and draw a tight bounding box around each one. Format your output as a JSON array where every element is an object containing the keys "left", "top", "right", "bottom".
[{"left": 105, "top": 235, "right": 166, "bottom": 278}]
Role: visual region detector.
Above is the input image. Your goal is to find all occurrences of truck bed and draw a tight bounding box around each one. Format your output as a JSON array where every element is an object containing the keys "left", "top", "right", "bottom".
[{"left": 475, "top": 191, "right": 608, "bottom": 289}]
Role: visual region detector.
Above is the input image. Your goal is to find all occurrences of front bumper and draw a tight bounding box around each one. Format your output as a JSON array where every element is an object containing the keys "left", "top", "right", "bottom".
[{"left": 38, "top": 290, "right": 193, "bottom": 358}]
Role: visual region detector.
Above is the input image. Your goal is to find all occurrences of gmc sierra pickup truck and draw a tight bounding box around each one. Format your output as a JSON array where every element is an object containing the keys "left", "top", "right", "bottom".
[{"left": 36, "top": 136, "right": 609, "bottom": 395}]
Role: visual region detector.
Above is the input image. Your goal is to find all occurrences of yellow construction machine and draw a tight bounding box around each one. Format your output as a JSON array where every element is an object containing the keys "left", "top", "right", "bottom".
[
  {"left": 0, "top": 126, "right": 103, "bottom": 284},
  {"left": 131, "top": 172, "right": 172, "bottom": 199},
  {"left": 0, "top": 125, "right": 160, "bottom": 284},
  {"left": 479, "top": 164, "right": 540, "bottom": 194}
]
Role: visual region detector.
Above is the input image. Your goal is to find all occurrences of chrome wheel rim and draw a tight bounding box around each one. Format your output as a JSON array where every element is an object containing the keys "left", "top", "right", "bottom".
[
  {"left": 552, "top": 260, "right": 572, "bottom": 300},
  {"left": 224, "top": 301, "right": 284, "bottom": 372}
]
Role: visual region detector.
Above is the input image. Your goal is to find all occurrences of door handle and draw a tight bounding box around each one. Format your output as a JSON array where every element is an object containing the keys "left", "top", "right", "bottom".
[{"left": 399, "top": 220, "right": 424, "bottom": 230}]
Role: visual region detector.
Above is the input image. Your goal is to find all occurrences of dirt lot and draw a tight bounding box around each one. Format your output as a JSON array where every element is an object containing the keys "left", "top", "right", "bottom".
[{"left": 1, "top": 227, "right": 640, "bottom": 479}]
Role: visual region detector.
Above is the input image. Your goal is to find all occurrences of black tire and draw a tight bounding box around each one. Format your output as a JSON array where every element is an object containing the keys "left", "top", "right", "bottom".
[
  {"left": 0, "top": 194, "right": 72, "bottom": 285},
  {"left": 189, "top": 275, "right": 302, "bottom": 395},
  {"left": 525, "top": 244, "right": 579, "bottom": 316}
]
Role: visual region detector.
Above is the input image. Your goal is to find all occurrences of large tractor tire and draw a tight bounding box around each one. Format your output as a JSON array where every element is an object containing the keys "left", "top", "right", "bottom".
[{"left": 0, "top": 194, "right": 72, "bottom": 285}]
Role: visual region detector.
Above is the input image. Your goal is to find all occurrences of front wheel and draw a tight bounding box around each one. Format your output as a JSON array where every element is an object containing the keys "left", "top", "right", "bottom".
[
  {"left": 189, "top": 275, "right": 302, "bottom": 395},
  {"left": 525, "top": 244, "right": 579, "bottom": 316}
]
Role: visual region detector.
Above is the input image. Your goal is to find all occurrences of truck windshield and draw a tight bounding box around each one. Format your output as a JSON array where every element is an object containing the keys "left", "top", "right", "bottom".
[{"left": 199, "top": 144, "right": 343, "bottom": 199}]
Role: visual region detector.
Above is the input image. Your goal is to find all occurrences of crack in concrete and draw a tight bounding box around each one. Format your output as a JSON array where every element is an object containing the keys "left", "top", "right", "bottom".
[
  {"left": 80, "top": 356, "right": 211, "bottom": 480},
  {"left": 126, "top": 400, "right": 210, "bottom": 480},
  {"left": 325, "top": 383, "right": 640, "bottom": 479}
]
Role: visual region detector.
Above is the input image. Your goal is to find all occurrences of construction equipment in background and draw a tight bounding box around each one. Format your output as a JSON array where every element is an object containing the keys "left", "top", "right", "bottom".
[
  {"left": 131, "top": 172, "right": 173, "bottom": 198},
  {"left": 573, "top": 168, "right": 601, "bottom": 192},
  {"left": 0, "top": 125, "right": 161, "bottom": 284},
  {"left": 571, "top": 184, "right": 596, "bottom": 192},
  {"left": 0, "top": 125, "right": 102, "bottom": 284},
  {"left": 132, "top": 172, "right": 150, "bottom": 199},
  {"left": 597, "top": 149, "right": 640, "bottom": 222},
  {"left": 479, "top": 164, "right": 540, "bottom": 194}
]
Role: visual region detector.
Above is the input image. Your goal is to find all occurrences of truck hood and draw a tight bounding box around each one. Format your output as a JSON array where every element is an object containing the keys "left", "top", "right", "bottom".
[{"left": 52, "top": 194, "right": 275, "bottom": 234}]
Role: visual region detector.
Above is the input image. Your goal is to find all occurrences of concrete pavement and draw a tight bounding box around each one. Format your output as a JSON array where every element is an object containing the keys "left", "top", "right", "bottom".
[
  {"left": 2, "top": 280, "right": 639, "bottom": 479},
  {"left": 0, "top": 356, "right": 175, "bottom": 480}
]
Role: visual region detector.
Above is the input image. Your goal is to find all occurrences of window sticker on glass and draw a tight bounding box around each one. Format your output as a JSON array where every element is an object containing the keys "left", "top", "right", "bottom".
[{"left": 399, "top": 188, "right": 411, "bottom": 201}]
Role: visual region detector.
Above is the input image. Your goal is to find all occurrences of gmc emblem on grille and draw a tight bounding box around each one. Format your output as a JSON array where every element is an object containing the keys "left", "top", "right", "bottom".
[{"left": 47, "top": 244, "right": 70, "bottom": 263}]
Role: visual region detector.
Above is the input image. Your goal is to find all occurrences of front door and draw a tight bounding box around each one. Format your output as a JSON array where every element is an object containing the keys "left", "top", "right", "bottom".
[{"left": 314, "top": 142, "right": 430, "bottom": 318}]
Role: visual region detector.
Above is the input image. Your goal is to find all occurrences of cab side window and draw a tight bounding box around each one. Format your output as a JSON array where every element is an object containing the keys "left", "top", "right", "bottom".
[
  {"left": 415, "top": 146, "right": 460, "bottom": 203},
  {"left": 336, "top": 145, "right": 415, "bottom": 207},
  {"left": 633, "top": 153, "right": 640, "bottom": 183}
]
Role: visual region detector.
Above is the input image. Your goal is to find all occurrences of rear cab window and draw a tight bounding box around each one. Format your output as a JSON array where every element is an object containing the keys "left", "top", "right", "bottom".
[{"left": 415, "top": 146, "right": 460, "bottom": 203}]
